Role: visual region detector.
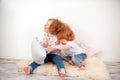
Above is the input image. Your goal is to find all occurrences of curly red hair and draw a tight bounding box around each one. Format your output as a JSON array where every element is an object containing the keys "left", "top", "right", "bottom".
[
  {"left": 48, "top": 18, "right": 64, "bottom": 35},
  {"left": 48, "top": 18, "right": 75, "bottom": 41},
  {"left": 57, "top": 24, "right": 75, "bottom": 41}
]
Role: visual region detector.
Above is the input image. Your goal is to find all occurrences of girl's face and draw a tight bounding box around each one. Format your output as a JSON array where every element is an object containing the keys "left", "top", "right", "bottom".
[
  {"left": 60, "top": 39, "right": 67, "bottom": 45},
  {"left": 44, "top": 20, "right": 52, "bottom": 32}
]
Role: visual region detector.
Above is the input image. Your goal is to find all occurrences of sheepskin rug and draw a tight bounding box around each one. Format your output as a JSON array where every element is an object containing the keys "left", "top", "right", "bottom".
[{"left": 17, "top": 57, "right": 111, "bottom": 80}]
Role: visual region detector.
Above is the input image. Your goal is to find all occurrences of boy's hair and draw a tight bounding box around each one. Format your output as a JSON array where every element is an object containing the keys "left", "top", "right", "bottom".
[
  {"left": 57, "top": 25, "right": 75, "bottom": 41},
  {"left": 48, "top": 18, "right": 75, "bottom": 41}
]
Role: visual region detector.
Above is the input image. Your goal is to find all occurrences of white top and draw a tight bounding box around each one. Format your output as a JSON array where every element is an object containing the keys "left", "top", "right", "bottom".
[{"left": 66, "top": 41, "right": 85, "bottom": 55}]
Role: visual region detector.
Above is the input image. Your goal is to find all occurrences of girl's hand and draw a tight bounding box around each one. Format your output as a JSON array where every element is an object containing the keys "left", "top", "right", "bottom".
[
  {"left": 46, "top": 47, "right": 55, "bottom": 53},
  {"left": 46, "top": 48, "right": 51, "bottom": 54}
]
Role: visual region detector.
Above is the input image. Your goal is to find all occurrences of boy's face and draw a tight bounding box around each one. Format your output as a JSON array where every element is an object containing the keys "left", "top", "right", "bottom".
[
  {"left": 44, "top": 20, "right": 52, "bottom": 32},
  {"left": 60, "top": 39, "right": 67, "bottom": 44}
]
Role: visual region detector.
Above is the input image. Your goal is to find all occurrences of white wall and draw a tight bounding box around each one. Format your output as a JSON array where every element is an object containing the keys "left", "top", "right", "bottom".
[{"left": 0, "top": 0, "right": 120, "bottom": 61}]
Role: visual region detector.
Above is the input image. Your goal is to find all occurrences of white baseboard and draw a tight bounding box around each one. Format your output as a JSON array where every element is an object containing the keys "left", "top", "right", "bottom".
[{"left": 0, "top": 56, "right": 32, "bottom": 60}]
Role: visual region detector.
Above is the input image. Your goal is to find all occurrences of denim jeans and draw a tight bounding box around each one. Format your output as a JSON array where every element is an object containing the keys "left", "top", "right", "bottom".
[
  {"left": 72, "top": 53, "right": 87, "bottom": 67},
  {"left": 63, "top": 56, "right": 72, "bottom": 62},
  {"left": 29, "top": 61, "right": 40, "bottom": 73},
  {"left": 29, "top": 54, "right": 65, "bottom": 73}
]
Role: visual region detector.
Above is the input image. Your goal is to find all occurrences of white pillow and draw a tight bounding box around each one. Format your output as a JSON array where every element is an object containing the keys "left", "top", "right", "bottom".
[
  {"left": 31, "top": 37, "right": 46, "bottom": 64},
  {"left": 77, "top": 42, "right": 100, "bottom": 57}
]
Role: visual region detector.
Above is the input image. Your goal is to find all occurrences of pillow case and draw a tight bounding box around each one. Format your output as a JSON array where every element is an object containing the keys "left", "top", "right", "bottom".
[
  {"left": 31, "top": 37, "right": 46, "bottom": 64},
  {"left": 59, "top": 42, "right": 99, "bottom": 58},
  {"left": 77, "top": 42, "right": 100, "bottom": 57}
]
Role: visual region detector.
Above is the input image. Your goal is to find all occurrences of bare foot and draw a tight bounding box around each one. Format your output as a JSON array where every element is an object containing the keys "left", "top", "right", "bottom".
[
  {"left": 68, "top": 60, "right": 75, "bottom": 66},
  {"left": 78, "top": 66, "right": 86, "bottom": 71},
  {"left": 59, "top": 69, "right": 66, "bottom": 77},
  {"left": 23, "top": 66, "right": 31, "bottom": 75}
]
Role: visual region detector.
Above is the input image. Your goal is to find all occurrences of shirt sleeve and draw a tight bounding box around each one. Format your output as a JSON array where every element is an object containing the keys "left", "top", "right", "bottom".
[{"left": 66, "top": 42, "right": 74, "bottom": 48}]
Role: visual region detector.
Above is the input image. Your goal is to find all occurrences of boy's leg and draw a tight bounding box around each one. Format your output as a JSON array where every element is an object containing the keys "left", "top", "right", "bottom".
[
  {"left": 63, "top": 56, "right": 75, "bottom": 66},
  {"left": 52, "top": 55, "right": 66, "bottom": 77},
  {"left": 63, "top": 56, "right": 72, "bottom": 62},
  {"left": 72, "top": 54, "right": 83, "bottom": 67},
  {"left": 72, "top": 53, "right": 87, "bottom": 70}
]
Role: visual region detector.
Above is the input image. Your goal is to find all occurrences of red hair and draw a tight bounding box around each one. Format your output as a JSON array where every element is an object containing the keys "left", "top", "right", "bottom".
[
  {"left": 48, "top": 18, "right": 64, "bottom": 35},
  {"left": 57, "top": 25, "right": 75, "bottom": 41},
  {"left": 48, "top": 18, "right": 75, "bottom": 41}
]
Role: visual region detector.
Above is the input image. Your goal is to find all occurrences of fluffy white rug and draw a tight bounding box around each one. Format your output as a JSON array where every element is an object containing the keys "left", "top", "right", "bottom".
[{"left": 17, "top": 57, "right": 111, "bottom": 80}]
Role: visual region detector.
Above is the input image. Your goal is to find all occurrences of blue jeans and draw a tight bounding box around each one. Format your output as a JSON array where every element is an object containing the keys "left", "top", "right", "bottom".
[
  {"left": 64, "top": 53, "right": 87, "bottom": 67},
  {"left": 72, "top": 53, "right": 87, "bottom": 67},
  {"left": 63, "top": 56, "right": 72, "bottom": 62},
  {"left": 29, "top": 54, "right": 65, "bottom": 73}
]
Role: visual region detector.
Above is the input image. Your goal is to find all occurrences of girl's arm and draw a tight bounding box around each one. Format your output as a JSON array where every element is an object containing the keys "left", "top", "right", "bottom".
[
  {"left": 46, "top": 44, "right": 71, "bottom": 53},
  {"left": 52, "top": 44, "right": 71, "bottom": 50}
]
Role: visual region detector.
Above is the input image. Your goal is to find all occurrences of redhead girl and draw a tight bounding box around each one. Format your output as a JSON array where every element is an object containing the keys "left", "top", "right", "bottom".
[{"left": 24, "top": 18, "right": 66, "bottom": 77}]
